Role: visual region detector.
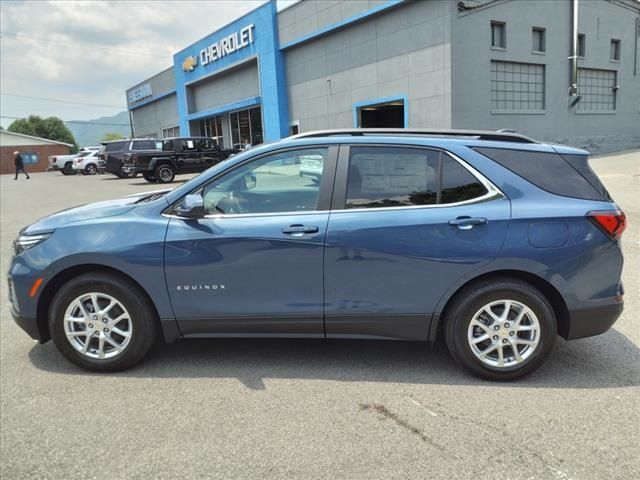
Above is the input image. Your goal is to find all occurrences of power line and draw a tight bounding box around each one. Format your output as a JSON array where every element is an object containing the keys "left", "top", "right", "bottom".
[
  {"left": 1, "top": 93, "right": 125, "bottom": 109},
  {"left": 1, "top": 115, "right": 130, "bottom": 126},
  {"left": 0, "top": 31, "right": 167, "bottom": 59}
]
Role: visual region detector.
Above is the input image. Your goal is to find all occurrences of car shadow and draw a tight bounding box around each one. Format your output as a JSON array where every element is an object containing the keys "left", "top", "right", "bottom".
[{"left": 28, "top": 328, "right": 639, "bottom": 390}]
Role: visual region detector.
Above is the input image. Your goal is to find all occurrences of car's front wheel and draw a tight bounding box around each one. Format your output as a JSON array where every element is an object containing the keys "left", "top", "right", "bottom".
[
  {"left": 444, "top": 278, "right": 556, "bottom": 380},
  {"left": 49, "top": 273, "right": 157, "bottom": 372}
]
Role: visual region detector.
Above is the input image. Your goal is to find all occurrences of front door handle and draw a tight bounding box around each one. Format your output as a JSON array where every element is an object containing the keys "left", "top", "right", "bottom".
[
  {"left": 282, "top": 224, "right": 319, "bottom": 235},
  {"left": 448, "top": 216, "right": 488, "bottom": 230}
]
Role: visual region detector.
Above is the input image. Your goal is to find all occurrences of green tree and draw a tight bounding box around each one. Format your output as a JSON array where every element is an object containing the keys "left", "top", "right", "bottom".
[
  {"left": 8, "top": 115, "right": 78, "bottom": 152},
  {"left": 102, "top": 132, "right": 125, "bottom": 142}
]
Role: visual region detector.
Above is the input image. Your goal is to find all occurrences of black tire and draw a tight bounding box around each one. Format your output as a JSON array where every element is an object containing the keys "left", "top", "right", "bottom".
[
  {"left": 61, "top": 170, "right": 72, "bottom": 176},
  {"left": 154, "top": 163, "right": 175, "bottom": 184},
  {"left": 49, "top": 272, "right": 157, "bottom": 372},
  {"left": 444, "top": 278, "right": 556, "bottom": 381},
  {"left": 142, "top": 172, "right": 157, "bottom": 183},
  {"left": 84, "top": 164, "right": 98, "bottom": 175}
]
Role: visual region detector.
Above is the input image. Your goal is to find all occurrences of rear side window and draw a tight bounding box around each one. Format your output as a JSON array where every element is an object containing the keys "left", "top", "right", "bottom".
[
  {"left": 345, "top": 147, "right": 487, "bottom": 209},
  {"left": 473, "top": 147, "right": 606, "bottom": 201},
  {"left": 105, "top": 141, "right": 127, "bottom": 152},
  {"left": 132, "top": 140, "right": 161, "bottom": 151}
]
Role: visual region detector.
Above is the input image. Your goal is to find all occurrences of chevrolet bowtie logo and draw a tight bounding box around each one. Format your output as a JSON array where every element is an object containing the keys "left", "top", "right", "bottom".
[{"left": 182, "top": 55, "right": 198, "bottom": 72}]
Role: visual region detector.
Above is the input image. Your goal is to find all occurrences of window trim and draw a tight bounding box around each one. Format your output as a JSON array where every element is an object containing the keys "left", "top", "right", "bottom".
[
  {"left": 330, "top": 144, "right": 504, "bottom": 214},
  {"left": 491, "top": 21, "right": 507, "bottom": 49},
  {"left": 577, "top": 33, "right": 586, "bottom": 58},
  {"left": 532, "top": 27, "right": 546, "bottom": 54},
  {"left": 610, "top": 39, "right": 621, "bottom": 62}
]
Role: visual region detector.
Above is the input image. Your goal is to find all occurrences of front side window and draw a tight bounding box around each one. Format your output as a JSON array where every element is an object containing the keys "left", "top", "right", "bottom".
[
  {"left": 202, "top": 147, "right": 328, "bottom": 215},
  {"left": 344, "top": 147, "right": 487, "bottom": 209}
]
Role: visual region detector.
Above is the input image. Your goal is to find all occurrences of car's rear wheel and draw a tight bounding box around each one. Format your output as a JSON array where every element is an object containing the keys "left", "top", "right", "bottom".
[
  {"left": 444, "top": 278, "right": 556, "bottom": 380},
  {"left": 49, "top": 273, "right": 157, "bottom": 372},
  {"left": 142, "top": 172, "right": 157, "bottom": 183},
  {"left": 154, "top": 164, "right": 175, "bottom": 184},
  {"left": 84, "top": 164, "right": 97, "bottom": 175}
]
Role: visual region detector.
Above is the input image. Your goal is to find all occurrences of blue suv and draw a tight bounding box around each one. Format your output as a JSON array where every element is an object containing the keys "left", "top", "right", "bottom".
[{"left": 8, "top": 129, "right": 625, "bottom": 380}]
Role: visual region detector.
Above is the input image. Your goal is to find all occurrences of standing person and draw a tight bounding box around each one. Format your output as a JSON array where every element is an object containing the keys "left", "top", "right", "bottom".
[{"left": 13, "top": 151, "right": 30, "bottom": 180}]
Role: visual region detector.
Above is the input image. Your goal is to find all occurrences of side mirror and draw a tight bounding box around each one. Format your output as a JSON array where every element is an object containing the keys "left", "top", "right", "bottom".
[
  {"left": 244, "top": 173, "right": 256, "bottom": 190},
  {"left": 175, "top": 194, "right": 204, "bottom": 218}
]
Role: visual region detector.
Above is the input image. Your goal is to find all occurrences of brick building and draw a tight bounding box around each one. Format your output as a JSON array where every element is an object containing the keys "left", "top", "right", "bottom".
[{"left": 0, "top": 130, "right": 72, "bottom": 175}]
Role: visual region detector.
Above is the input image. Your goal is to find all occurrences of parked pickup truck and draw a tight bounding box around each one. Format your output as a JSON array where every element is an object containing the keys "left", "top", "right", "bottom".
[
  {"left": 48, "top": 154, "right": 77, "bottom": 174},
  {"left": 120, "top": 137, "right": 238, "bottom": 183}
]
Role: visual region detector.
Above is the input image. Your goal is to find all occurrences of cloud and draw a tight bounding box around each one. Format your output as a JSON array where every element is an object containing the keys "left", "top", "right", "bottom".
[{"left": 0, "top": 0, "right": 293, "bottom": 127}]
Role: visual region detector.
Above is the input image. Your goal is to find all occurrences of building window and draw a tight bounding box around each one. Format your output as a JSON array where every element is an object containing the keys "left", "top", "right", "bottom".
[
  {"left": 230, "top": 106, "right": 263, "bottom": 149},
  {"left": 162, "top": 126, "right": 180, "bottom": 138},
  {"left": 491, "top": 21, "right": 506, "bottom": 49},
  {"left": 199, "top": 116, "right": 224, "bottom": 146},
  {"left": 532, "top": 27, "right": 545, "bottom": 53},
  {"left": 19, "top": 152, "right": 39, "bottom": 164},
  {"left": 491, "top": 61, "right": 545, "bottom": 112},
  {"left": 610, "top": 39, "right": 621, "bottom": 61},
  {"left": 577, "top": 34, "right": 586, "bottom": 57},
  {"left": 577, "top": 68, "right": 617, "bottom": 111}
]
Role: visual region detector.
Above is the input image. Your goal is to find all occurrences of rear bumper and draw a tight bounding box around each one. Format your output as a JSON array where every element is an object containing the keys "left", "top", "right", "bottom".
[{"left": 565, "top": 299, "right": 623, "bottom": 340}]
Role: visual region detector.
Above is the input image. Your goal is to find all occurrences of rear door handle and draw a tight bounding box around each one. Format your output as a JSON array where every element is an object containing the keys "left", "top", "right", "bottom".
[
  {"left": 448, "top": 216, "right": 488, "bottom": 230},
  {"left": 282, "top": 224, "right": 319, "bottom": 235}
]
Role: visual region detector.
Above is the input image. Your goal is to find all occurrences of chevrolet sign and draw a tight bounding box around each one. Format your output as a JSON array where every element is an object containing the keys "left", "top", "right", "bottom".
[{"left": 199, "top": 24, "right": 255, "bottom": 67}]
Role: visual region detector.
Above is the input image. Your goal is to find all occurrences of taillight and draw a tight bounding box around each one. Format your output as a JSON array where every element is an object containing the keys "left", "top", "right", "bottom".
[
  {"left": 131, "top": 155, "right": 138, "bottom": 163},
  {"left": 53, "top": 157, "right": 57, "bottom": 163},
  {"left": 588, "top": 210, "right": 626, "bottom": 239}
]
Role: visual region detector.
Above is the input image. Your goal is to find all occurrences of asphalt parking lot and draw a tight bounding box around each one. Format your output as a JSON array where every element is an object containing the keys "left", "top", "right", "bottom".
[{"left": 1, "top": 151, "right": 638, "bottom": 480}]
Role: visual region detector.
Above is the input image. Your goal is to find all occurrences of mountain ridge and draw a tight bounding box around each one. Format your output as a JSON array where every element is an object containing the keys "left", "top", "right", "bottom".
[{"left": 65, "top": 111, "right": 131, "bottom": 147}]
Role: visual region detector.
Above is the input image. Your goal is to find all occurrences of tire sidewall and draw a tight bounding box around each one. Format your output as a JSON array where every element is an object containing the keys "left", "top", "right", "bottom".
[
  {"left": 447, "top": 281, "right": 557, "bottom": 380},
  {"left": 49, "top": 274, "right": 156, "bottom": 372}
]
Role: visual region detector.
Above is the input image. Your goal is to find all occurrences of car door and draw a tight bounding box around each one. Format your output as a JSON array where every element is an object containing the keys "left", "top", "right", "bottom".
[
  {"left": 164, "top": 145, "right": 338, "bottom": 336},
  {"left": 324, "top": 144, "right": 511, "bottom": 341}
]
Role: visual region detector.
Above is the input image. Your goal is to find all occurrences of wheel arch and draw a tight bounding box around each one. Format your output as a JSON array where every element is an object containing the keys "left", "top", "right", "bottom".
[
  {"left": 149, "top": 157, "right": 177, "bottom": 170},
  {"left": 36, "top": 264, "right": 162, "bottom": 343},
  {"left": 432, "top": 269, "right": 570, "bottom": 342}
]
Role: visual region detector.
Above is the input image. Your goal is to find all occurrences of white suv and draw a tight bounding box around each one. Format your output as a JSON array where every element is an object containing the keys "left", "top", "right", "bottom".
[{"left": 72, "top": 150, "right": 100, "bottom": 175}]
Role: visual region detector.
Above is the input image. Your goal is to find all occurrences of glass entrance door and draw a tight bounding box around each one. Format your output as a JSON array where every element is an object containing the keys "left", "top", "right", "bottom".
[{"left": 230, "top": 106, "right": 263, "bottom": 149}]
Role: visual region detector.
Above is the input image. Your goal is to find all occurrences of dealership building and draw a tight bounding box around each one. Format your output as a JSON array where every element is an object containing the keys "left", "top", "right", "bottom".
[{"left": 126, "top": 0, "right": 640, "bottom": 153}]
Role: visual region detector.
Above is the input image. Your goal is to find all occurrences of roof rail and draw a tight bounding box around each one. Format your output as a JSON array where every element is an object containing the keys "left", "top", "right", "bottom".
[{"left": 289, "top": 128, "right": 538, "bottom": 144}]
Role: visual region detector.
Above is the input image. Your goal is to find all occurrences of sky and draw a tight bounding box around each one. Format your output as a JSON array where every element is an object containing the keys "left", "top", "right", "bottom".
[{"left": 0, "top": 0, "right": 296, "bottom": 129}]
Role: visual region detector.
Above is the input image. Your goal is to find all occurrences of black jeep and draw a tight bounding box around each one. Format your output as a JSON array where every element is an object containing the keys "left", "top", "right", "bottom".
[{"left": 120, "top": 137, "right": 238, "bottom": 183}]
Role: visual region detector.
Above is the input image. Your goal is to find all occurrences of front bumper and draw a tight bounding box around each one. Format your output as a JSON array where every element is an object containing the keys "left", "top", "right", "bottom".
[
  {"left": 565, "top": 298, "right": 624, "bottom": 340},
  {"left": 8, "top": 277, "right": 46, "bottom": 342},
  {"left": 11, "top": 311, "right": 44, "bottom": 342}
]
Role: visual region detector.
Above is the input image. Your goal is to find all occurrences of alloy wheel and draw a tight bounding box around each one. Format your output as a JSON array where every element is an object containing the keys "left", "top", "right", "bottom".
[
  {"left": 467, "top": 299, "right": 540, "bottom": 368},
  {"left": 63, "top": 292, "right": 133, "bottom": 360}
]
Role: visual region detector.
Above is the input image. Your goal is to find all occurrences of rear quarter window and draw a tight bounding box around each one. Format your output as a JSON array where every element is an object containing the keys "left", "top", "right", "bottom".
[
  {"left": 105, "top": 141, "right": 127, "bottom": 152},
  {"left": 473, "top": 147, "right": 605, "bottom": 201},
  {"left": 132, "top": 140, "right": 161, "bottom": 151}
]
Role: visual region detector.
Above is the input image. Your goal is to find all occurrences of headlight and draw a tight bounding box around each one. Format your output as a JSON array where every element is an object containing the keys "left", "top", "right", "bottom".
[{"left": 14, "top": 233, "right": 52, "bottom": 255}]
